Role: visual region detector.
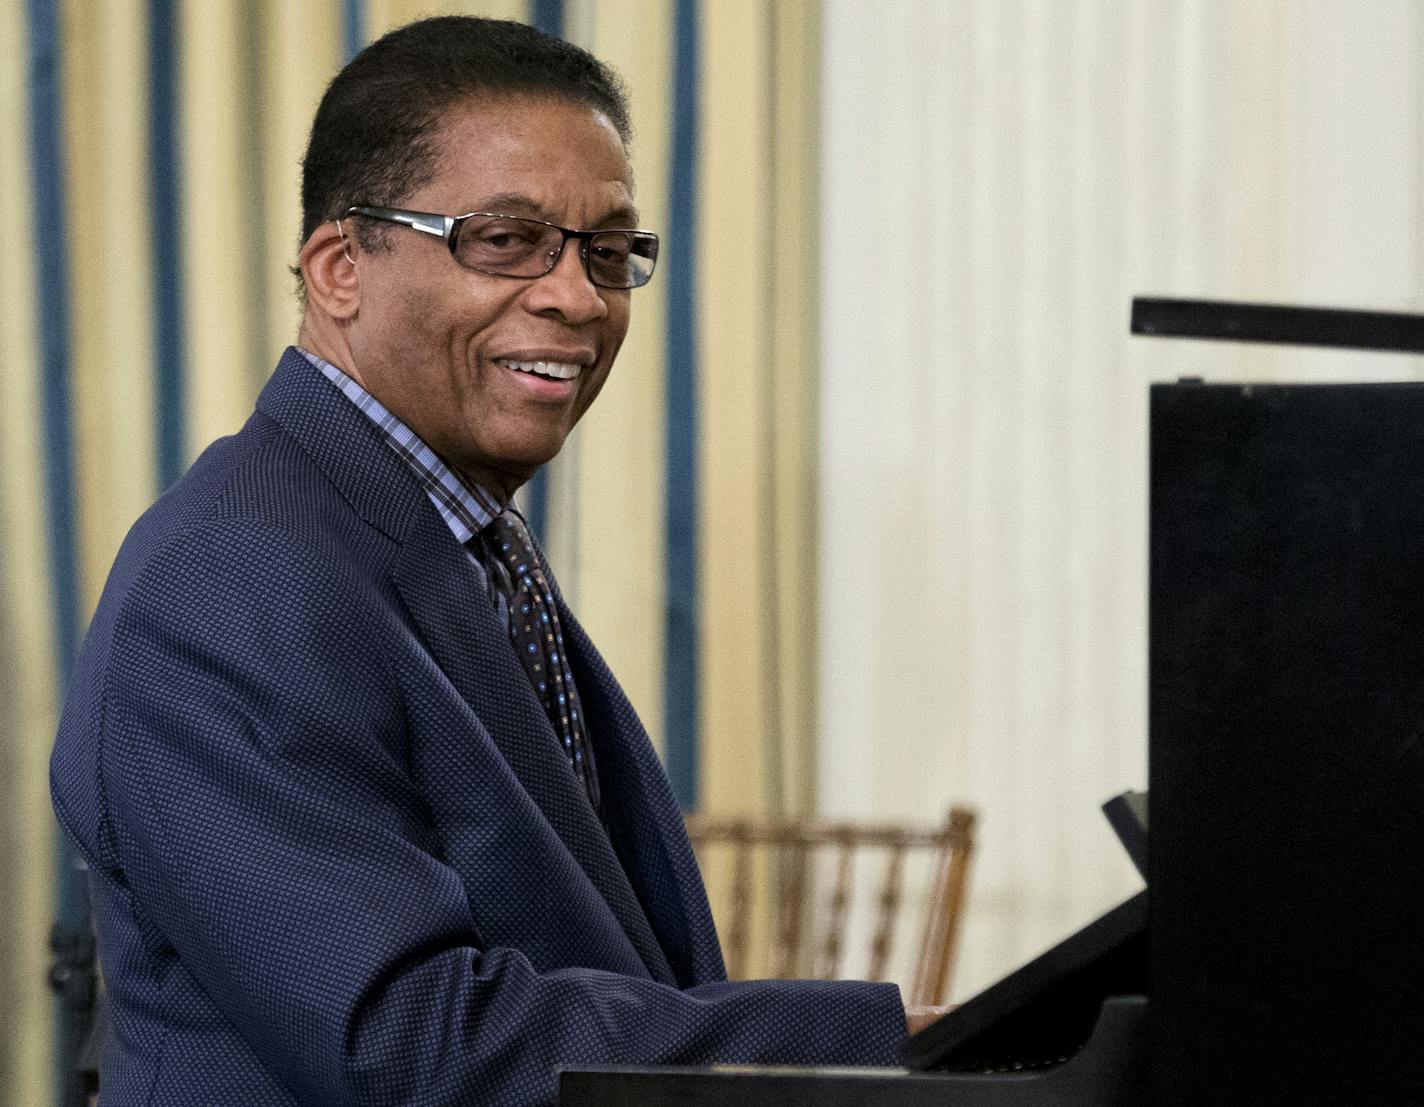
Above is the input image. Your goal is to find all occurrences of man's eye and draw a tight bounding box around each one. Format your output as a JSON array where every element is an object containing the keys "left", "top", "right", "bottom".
[
  {"left": 591, "top": 235, "right": 634, "bottom": 262},
  {"left": 477, "top": 229, "right": 538, "bottom": 250},
  {"left": 590, "top": 244, "right": 630, "bottom": 263}
]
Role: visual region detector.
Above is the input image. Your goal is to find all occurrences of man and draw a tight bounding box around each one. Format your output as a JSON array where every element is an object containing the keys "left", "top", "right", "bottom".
[{"left": 51, "top": 17, "right": 919, "bottom": 1106}]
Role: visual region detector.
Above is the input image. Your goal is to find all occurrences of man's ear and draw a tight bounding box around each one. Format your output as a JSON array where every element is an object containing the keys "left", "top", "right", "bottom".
[{"left": 300, "top": 221, "right": 361, "bottom": 320}]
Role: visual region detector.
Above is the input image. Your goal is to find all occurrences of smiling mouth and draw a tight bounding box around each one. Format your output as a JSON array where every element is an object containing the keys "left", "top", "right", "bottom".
[{"left": 496, "top": 358, "right": 584, "bottom": 381}]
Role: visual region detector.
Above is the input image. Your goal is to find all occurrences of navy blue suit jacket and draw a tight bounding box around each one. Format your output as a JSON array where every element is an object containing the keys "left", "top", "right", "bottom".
[{"left": 51, "top": 350, "right": 904, "bottom": 1105}]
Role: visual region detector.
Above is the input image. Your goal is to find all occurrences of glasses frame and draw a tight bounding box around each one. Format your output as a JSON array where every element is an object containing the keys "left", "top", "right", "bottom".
[{"left": 341, "top": 205, "right": 659, "bottom": 290}]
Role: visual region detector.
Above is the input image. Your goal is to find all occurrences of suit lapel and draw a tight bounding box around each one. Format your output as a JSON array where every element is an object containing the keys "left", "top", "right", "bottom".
[
  {"left": 390, "top": 508, "right": 559, "bottom": 790},
  {"left": 389, "top": 493, "right": 677, "bottom": 985},
  {"left": 560, "top": 602, "right": 727, "bottom": 987}
]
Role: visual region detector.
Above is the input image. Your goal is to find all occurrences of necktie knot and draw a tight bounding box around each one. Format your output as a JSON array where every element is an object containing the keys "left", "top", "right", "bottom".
[{"left": 481, "top": 510, "right": 544, "bottom": 587}]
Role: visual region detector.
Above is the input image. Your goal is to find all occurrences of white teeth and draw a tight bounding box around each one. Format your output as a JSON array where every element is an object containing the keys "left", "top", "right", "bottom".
[{"left": 499, "top": 359, "right": 582, "bottom": 380}]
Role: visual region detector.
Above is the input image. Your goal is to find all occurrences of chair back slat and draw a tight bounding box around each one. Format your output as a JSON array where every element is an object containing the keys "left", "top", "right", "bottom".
[
  {"left": 867, "top": 838, "right": 906, "bottom": 981},
  {"left": 770, "top": 838, "right": 809, "bottom": 978},
  {"left": 724, "top": 821, "right": 753, "bottom": 979},
  {"left": 908, "top": 807, "right": 975, "bottom": 1005},
  {"left": 814, "top": 840, "right": 856, "bottom": 979},
  {"left": 685, "top": 806, "right": 977, "bottom": 1003},
  {"left": 910, "top": 832, "right": 954, "bottom": 1003}
]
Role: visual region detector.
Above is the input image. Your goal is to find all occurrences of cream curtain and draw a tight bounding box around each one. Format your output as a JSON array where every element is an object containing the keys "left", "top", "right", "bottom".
[{"left": 818, "top": 0, "right": 1424, "bottom": 1000}]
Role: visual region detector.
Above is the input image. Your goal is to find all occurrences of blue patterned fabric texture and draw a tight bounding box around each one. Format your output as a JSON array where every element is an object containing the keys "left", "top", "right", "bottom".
[
  {"left": 482, "top": 510, "right": 604, "bottom": 810},
  {"left": 49, "top": 349, "right": 905, "bottom": 1106}
]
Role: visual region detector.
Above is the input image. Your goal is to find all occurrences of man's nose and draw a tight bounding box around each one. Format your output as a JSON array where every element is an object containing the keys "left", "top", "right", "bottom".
[{"left": 527, "top": 240, "right": 608, "bottom": 322}]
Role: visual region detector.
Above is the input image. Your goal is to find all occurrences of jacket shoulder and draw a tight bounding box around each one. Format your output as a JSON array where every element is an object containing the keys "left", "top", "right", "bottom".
[{"left": 52, "top": 410, "right": 402, "bottom": 870}]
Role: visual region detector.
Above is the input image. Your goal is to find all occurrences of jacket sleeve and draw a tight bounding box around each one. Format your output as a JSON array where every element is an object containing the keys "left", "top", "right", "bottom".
[{"left": 98, "top": 521, "right": 907, "bottom": 1107}]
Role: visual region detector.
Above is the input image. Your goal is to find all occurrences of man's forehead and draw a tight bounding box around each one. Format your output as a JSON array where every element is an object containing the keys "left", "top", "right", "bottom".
[
  {"left": 422, "top": 96, "right": 635, "bottom": 219},
  {"left": 430, "top": 94, "right": 628, "bottom": 163},
  {"left": 458, "top": 190, "right": 640, "bottom": 226}
]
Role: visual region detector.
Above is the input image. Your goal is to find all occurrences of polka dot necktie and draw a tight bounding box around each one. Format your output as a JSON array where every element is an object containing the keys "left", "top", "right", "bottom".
[{"left": 480, "top": 510, "right": 602, "bottom": 811}]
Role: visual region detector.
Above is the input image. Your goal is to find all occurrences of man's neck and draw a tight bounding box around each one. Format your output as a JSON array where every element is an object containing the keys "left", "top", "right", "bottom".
[{"left": 295, "top": 342, "right": 516, "bottom": 516}]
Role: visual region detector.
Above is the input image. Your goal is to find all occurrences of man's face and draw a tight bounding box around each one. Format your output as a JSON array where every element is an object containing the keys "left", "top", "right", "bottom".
[{"left": 342, "top": 96, "right": 636, "bottom": 498}]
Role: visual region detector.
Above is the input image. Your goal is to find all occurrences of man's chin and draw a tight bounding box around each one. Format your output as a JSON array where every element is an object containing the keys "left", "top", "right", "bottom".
[{"left": 456, "top": 445, "right": 568, "bottom": 501}]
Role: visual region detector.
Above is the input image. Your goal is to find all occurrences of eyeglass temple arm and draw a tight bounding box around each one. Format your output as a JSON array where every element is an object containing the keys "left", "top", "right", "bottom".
[{"left": 349, "top": 206, "right": 453, "bottom": 239}]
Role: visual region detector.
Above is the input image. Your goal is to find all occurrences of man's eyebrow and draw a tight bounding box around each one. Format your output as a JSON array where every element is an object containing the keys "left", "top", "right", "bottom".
[
  {"left": 592, "top": 205, "right": 642, "bottom": 229},
  {"left": 470, "top": 192, "right": 543, "bottom": 216},
  {"left": 469, "top": 192, "right": 642, "bottom": 228}
]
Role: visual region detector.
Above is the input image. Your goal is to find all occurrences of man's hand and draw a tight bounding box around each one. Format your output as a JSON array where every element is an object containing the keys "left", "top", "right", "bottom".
[{"left": 905, "top": 1004, "right": 956, "bottom": 1035}]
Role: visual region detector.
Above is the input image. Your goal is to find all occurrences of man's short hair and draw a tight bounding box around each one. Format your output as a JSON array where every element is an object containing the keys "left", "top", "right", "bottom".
[{"left": 299, "top": 16, "right": 630, "bottom": 270}]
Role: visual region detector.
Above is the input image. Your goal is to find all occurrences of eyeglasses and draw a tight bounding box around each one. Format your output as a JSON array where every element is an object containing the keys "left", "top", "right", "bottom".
[{"left": 342, "top": 205, "right": 659, "bottom": 289}]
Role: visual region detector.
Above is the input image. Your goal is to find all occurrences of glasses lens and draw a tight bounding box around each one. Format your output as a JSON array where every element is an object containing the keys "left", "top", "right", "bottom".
[
  {"left": 587, "top": 232, "right": 658, "bottom": 289},
  {"left": 452, "top": 216, "right": 659, "bottom": 288},
  {"left": 453, "top": 216, "right": 562, "bottom": 277}
]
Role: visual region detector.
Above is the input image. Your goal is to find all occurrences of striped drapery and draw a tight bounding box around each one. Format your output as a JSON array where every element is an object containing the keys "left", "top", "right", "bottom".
[
  {"left": 1, "top": 3, "right": 64, "bottom": 1101},
  {"left": 0, "top": 1, "right": 819, "bottom": 1100}
]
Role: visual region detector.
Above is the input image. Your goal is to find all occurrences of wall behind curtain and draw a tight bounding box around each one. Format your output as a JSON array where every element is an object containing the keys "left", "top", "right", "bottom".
[
  {"left": 819, "top": 0, "right": 1424, "bottom": 1000},
  {"left": 1, "top": 1, "right": 816, "bottom": 1100}
]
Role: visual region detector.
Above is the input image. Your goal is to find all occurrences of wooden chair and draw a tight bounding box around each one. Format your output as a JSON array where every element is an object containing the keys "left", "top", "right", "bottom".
[{"left": 683, "top": 806, "right": 976, "bottom": 1006}]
